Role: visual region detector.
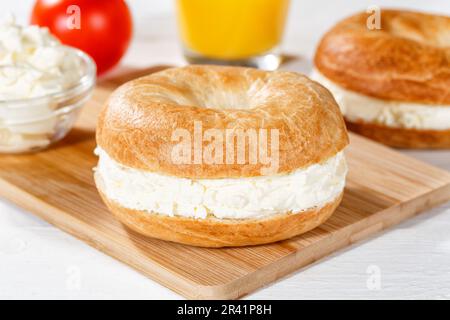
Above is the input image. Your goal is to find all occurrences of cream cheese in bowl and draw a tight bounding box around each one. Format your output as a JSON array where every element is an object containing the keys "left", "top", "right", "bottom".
[{"left": 0, "top": 16, "right": 96, "bottom": 153}]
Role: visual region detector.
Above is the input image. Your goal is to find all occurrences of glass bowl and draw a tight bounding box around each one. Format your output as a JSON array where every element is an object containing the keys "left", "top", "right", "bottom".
[{"left": 0, "top": 47, "right": 96, "bottom": 154}]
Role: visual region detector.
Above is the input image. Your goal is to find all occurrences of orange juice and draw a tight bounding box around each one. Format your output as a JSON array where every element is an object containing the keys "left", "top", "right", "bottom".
[{"left": 176, "top": 0, "right": 290, "bottom": 60}]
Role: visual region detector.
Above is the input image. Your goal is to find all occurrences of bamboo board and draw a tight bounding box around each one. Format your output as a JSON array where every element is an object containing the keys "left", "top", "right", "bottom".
[{"left": 1, "top": 67, "right": 450, "bottom": 299}]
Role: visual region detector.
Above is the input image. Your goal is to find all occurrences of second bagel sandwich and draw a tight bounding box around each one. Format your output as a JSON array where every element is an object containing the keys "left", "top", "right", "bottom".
[
  {"left": 313, "top": 9, "right": 450, "bottom": 148},
  {"left": 95, "top": 65, "right": 349, "bottom": 247}
]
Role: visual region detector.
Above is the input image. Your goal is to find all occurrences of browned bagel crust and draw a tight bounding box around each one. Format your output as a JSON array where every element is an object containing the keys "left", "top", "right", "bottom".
[
  {"left": 346, "top": 120, "right": 450, "bottom": 148},
  {"left": 95, "top": 172, "right": 343, "bottom": 247},
  {"left": 314, "top": 9, "right": 450, "bottom": 105},
  {"left": 96, "top": 65, "right": 348, "bottom": 179}
]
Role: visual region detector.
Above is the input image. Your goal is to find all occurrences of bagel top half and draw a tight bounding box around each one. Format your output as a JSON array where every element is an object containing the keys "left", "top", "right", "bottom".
[
  {"left": 96, "top": 65, "right": 348, "bottom": 179},
  {"left": 314, "top": 9, "right": 450, "bottom": 105}
]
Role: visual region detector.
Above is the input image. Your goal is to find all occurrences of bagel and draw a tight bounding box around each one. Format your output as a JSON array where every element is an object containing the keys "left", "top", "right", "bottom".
[
  {"left": 95, "top": 65, "right": 349, "bottom": 247},
  {"left": 313, "top": 9, "right": 450, "bottom": 148}
]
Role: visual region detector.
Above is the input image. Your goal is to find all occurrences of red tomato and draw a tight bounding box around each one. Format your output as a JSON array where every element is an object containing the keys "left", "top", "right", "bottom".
[{"left": 31, "top": 0, "right": 133, "bottom": 75}]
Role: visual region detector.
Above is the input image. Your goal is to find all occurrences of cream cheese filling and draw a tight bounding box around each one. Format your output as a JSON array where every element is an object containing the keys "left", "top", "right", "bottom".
[
  {"left": 95, "top": 148, "right": 347, "bottom": 220},
  {"left": 311, "top": 69, "right": 450, "bottom": 131}
]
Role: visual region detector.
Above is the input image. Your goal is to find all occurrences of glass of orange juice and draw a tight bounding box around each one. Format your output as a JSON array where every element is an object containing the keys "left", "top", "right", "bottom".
[{"left": 176, "top": 0, "right": 290, "bottom": 70}]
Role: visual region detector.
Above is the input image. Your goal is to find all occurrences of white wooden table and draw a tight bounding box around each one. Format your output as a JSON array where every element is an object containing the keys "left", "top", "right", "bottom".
[{"left": 1, "top": 0, "right": 450, "bottom": 299}]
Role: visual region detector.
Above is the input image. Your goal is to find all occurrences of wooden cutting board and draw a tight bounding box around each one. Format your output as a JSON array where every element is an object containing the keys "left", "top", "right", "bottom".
[{"left": 1, "top": 66, "right": 450, "bottom": 299}]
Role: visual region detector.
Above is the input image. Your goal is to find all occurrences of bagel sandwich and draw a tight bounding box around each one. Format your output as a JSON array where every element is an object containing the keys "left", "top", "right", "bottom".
[
  {"left": 313, "top": 9, "right": 450, "bottom": 148},
  {"left": 95, "top": 65, "right": 349, "bottom": 247}
]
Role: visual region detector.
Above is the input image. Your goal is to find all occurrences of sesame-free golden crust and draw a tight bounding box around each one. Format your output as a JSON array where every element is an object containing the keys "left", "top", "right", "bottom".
[
  {"left": 346, "top": 120, "right": 450, "bottom": 148},
  {"left": 95, "top": 172, "right": 343, "bottom": 247},
  {"left": 314, "top": 9, "right": 450, "bottom": 105},
  {"left": 96, "top": 65, "right": 348, "bottom": 179}
]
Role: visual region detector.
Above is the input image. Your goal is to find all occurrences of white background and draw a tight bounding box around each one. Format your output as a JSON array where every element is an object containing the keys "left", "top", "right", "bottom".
[{"left": 1, "top": 0, "right": 450, "bottom": 299}]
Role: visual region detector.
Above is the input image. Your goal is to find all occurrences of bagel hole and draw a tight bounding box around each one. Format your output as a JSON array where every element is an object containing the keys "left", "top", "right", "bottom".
[
  {"left": 192, "top": 80, "right": 269, "bottom": 110},
  {"left": 388, "top": 14, "right": 450, "bottom": 48},
  {"left": 199, "top": 91, "right": 253, "bottom": 110}
]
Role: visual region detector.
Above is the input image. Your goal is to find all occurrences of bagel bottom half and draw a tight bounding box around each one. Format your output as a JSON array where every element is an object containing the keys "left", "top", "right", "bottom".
[
  {"left": 95, "top": 172, "right": 343, "bottom": 248},
  {"left": 346, "top": 120, "right": 450, "bottom": 149}
]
